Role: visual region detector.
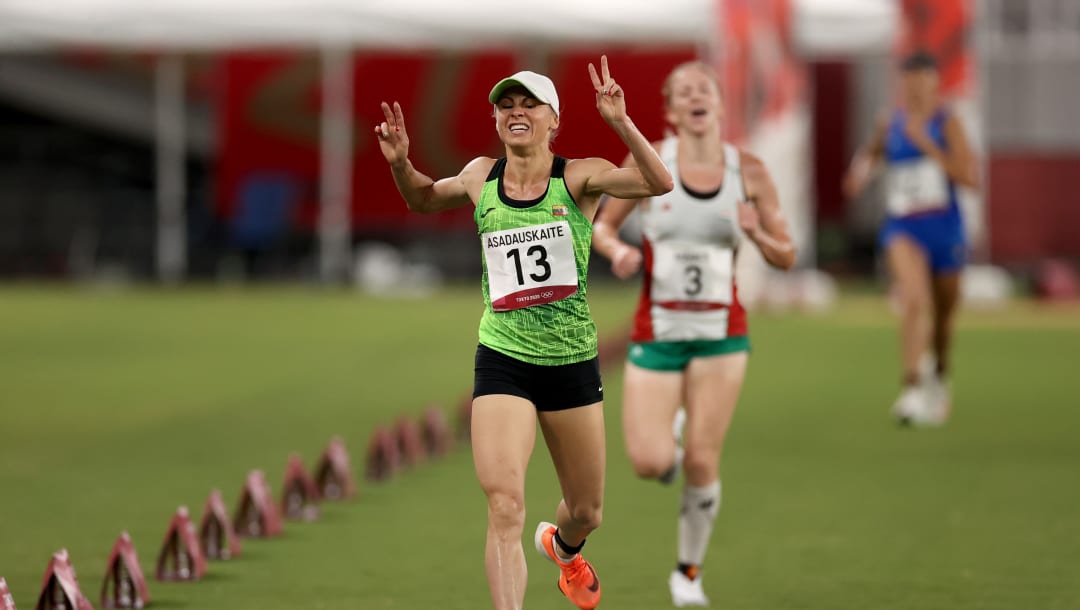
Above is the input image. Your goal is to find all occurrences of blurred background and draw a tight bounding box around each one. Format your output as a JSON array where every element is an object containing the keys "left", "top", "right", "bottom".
[{"left": 0, "top": 0, "right": 1076, "bottom": 298}]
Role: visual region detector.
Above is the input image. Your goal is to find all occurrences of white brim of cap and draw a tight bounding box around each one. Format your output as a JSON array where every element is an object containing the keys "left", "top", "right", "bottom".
[{"left": 487, "top": 73, "right": 559, "bottom": 116}]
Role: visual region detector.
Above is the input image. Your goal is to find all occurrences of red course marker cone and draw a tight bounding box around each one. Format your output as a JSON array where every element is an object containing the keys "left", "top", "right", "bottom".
[
  {"left": 156, "top": 506, "right": 206, "bottom": 581},
  {"left": 420, "top": 406, "right": 453, "bottom": 457},
  {"left": 2, "top": 577, "right": 18, "bottom": 610},
  {"left": 233, "top": 470, "right": 283, "bottom": 538},
  {"left": 100, "top": 532, "right": 149, "bottom": 608},
  {"left": 281, "top": 453, "right": 320, "bottom": 521},
  {"left": 199, "top": 489, "right": 241, "bottom": 560},
  {"left": 36, "top": 549, "right": 93, "bottom": 610},
  {"left": 395, "top": 416, "right": 427, "bottom": 468},
  {"left": 365, "top": 426, "right": 401, "bottom": 482},
  {"left": 313, "top": 437, "right": 356, "bottom": 500}
]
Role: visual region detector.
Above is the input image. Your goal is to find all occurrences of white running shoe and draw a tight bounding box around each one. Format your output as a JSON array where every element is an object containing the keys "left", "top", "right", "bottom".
[
  {"left": 891, "top": 385, "right": 925, "bottom": 426},
  {"left": 658, "top": 446, "right": 684, "bottom": 485},
  {"left": 918, "top": 375, "right": 951, "bottom": 426},
  {"left": 673, "top": 406, "right": 687, "bottom": 444},
  {"left": 669, "top": 570, "right": 709, "bottom": 607}
]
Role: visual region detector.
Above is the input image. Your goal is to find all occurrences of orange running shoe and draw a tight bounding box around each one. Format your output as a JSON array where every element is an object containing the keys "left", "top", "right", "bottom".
[{"left": 534, "top": 521, "right": 601, "bottom": 610}]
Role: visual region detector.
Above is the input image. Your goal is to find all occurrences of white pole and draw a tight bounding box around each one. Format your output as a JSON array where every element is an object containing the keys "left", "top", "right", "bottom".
[
  {"left": 155, "top": 54, "right": 186, "bottom": 283},
  {"left": 318, "top": 46, "right": 354, "bottom": 283}
]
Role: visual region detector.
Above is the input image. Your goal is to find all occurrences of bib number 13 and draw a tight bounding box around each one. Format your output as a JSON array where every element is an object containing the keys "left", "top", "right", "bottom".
[
  {"left": 482, "top": 220, "right": 578, "bottom": 311},
  {"left": 650, "top": 242, "right": 733, "bottom": 305},
  {"left": 507, "top": 245, "right": 551, "bottom": 285}
]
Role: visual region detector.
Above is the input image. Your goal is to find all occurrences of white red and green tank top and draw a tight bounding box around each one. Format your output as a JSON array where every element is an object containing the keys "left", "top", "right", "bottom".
[
  {"left": 632, "top": 137, "right": 749, "bottom": 342},
  {"left": 477, "top": 156, "right": 598, "bottom": 365}
]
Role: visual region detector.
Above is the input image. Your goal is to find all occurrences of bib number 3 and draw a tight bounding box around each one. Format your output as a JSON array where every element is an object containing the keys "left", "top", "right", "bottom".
[
  {"left": 684, "top": 264, "right": 703, "bottom": 296},
  {"left": 483, "top": 221, "right": 578, "bottom": 311},
  {"left": 650, "top": 242, "right": 733, "bottom": 306}
]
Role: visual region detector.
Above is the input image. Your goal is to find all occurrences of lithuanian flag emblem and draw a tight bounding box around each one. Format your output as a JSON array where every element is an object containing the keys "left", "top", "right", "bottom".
[{"left": 552, "top": 205, "right": 568, "bottom": 217}]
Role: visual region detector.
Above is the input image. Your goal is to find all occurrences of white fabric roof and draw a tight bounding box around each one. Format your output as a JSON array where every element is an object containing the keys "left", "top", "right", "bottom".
[
  {"left": 792, "top": 0, "right": 898, "bottom": 57},
  {"left": 0, "top": 0, "right": 715, "bottom": 50},
  {"left": 0, "top": 0, "right": 895, "bottom": 54}
]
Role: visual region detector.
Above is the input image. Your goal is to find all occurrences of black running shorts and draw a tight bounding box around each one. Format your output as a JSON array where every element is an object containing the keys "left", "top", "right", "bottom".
[{"left": 473, "top": 344, "right": 604, "bottom": 411}]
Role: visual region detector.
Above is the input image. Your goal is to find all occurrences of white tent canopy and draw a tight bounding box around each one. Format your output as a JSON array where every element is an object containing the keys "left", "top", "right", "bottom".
[
  {"left": 793, "top": 0, "right": 898, "bottom": 57},
  {"left": 0, "top": 0, "right": 715, "bottom": 50},
  {"left": 0, "top": 0, "right": 895, "bottom": 53}
]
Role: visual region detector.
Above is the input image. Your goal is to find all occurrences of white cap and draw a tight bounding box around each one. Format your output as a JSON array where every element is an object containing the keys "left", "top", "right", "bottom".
[{"left": 488, "top": 71, "right": 560, "bottom": 117}]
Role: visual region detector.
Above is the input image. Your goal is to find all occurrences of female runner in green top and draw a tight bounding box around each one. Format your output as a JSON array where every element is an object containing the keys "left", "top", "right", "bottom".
[{"left": 376, "top": 56, "right": 672, "bottom": 610}]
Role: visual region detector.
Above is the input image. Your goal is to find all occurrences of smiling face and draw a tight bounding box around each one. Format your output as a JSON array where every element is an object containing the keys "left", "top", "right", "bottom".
[
  {"left": 494, "top": 87, "right": 560, "bottom": 148},
  {"left": 663, "top": 63, "right": 723, "bottom": 137}
]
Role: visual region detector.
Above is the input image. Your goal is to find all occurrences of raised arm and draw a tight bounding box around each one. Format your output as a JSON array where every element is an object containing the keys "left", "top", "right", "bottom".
[
  {"left": 375, "top": 101, "right": 475, "bottom": 214},
  {"left": 843, "top": 111, "right": 888, "bottom": 200},
  {"left": 582, "top": 56, "right": 674, "bottom": 200},
  {"left": 739, "top": 151, "right": 796, "bottom": 270}
]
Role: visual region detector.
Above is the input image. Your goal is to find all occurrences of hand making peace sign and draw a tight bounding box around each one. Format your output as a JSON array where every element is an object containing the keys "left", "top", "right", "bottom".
[
  {"left": 588, "top": 55, "right": 627, "bottom": 126},
  {"left": 374, "top": 101, "right": 410, "bottom": 166}
]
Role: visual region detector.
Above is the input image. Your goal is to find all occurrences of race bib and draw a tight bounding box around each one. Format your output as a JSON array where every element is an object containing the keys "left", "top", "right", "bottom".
[
  {"left": 886, "top": 158, "right": 949, "bottom": 216},
  {"left": 650, "top": 241, "right": 733, "bottom": 307},
  {"left": 483, "top": 221, "right": 578, "bottom": 312}
]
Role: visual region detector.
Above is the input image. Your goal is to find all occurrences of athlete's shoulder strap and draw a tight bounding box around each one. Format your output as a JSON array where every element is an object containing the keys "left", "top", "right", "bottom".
[
  {"left": 551, "top": 156, "right": 568, "bottom": 179},
  {"left": 723, "top": 143, "right": 747, "bottom": 201},
  {"left": 659, "top": 135, "right": 678, "bottom": 167},
  {"left": 486, "top": 157, "right": 507, "bottom": 182},
  {"left": 550, "top": 156, "right": 579, "bottom": 206}
]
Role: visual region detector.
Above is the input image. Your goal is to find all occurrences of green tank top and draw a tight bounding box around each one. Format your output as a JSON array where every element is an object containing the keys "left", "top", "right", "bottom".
[{"left": 476, "top": 156, "right": 597, "bottom": 365}]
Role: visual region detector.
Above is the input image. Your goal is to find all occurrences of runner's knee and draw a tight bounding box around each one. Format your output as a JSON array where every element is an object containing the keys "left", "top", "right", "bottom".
[
  {"left": 486, "top": 489, "right": 526, "bottom": 532},
  {"left": 898, "top": 285, "right": 930, "bottom": 317},
  {"left": 566, "top": 498, "right": 603, "bottom": 531},
  {"left": 627, "top": 445, "right": 676, "bottom": 479}
]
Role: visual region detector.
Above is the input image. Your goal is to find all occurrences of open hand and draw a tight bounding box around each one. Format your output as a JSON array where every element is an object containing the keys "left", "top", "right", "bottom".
[
  {"left": 842, "top": 156, "right": 872, "bottom": 199},
  {"left": 375, "top": 101, "right": 410, "bottom": 166},
  {"left": 588, "top": 55, "right": 627, "bottom": 126}
]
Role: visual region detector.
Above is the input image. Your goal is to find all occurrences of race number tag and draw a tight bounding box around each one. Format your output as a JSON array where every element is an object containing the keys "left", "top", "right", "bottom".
[
  {"left": 483, "top": 221, "right": 578, "bottom": 311},
  {"left": 886, "top": 158, "right": 949, "bottom": 216},
  {"left": 650, "top": 241, "right": 733, "bottom": 307}
]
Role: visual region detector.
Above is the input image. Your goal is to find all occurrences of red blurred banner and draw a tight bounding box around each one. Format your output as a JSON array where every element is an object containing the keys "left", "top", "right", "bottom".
[
  {"left": 715, "top": 0, "right": 804, "bottom": 142},
  {"left": 898, "top": 0, "right": 974, "bottom": 96},
  {"left": 215, "top": 47, "right": 696, "bottom": 233}
]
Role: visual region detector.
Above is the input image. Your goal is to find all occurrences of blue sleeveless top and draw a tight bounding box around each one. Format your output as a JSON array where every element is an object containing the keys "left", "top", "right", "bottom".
[{"left": 883, "top": 108, "right": 960, "bottom": 220}]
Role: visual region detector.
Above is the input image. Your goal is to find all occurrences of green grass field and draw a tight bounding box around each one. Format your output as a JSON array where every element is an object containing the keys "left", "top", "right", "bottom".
[{"left": 2, "top": 284, "right": 1079, "bottom": 610}]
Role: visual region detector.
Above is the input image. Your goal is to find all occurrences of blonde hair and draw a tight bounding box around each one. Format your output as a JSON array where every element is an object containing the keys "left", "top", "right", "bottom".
[{"left": 661, "top": 61, "right": 721, "bottom": 106}]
